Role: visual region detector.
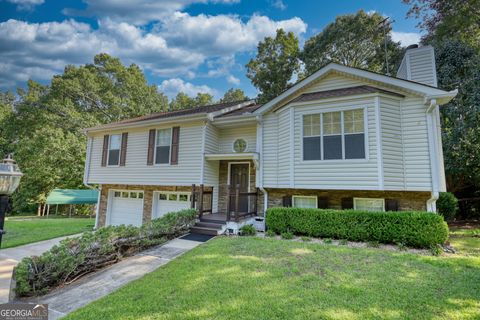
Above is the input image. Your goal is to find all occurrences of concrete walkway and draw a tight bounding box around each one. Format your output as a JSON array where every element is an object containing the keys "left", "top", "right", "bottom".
[
  {"left": 0, "top": 235, "right": 78, "bottom": 304},
  {"left": 22, "top": 237, "right": 205, "bottom": 319}
]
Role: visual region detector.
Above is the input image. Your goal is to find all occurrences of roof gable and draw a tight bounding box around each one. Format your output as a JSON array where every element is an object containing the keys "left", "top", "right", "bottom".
[{"left": 254, "top": 62, "right": 457, "bottom": 115}]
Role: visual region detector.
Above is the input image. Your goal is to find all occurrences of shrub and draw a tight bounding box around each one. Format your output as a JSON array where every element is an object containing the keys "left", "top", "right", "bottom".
[
  {"left": 281, "top": 231, "right": 294, "bottom": 239},
  {"left": 265, "top": 229, "right": 276, "bottom": 237},
  {"left": 13, "top": 209, "right": 196, "bottom": 297},
  {"left": 436, "top": 192, "right": 458, "bottom": 221},
  {"left": 266, "top": 207, "right": 448, "bottom": 248},
  {"left": 301, "top": 236, "right": 311, "bottom": 242},
  {"left": 323, "top": 238, "right": 333, "bottom": 244},
  {"left": 239, "top": 224, "right": 256, "bottom": 236}
]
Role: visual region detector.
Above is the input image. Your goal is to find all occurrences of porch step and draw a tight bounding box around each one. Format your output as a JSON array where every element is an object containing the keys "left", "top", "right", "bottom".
[
  {"left": 199, "top": 217, "right": 226, "bottom": 224},
  {"left": 195, "top": 221, "right": 224, "bottom": 229},
  {"left": 190, "top": 226, "right": 221, "bottom": 236}
]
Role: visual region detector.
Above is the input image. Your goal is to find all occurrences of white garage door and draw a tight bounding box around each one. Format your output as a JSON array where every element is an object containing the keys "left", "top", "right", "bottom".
[
  {"left": 153, "top": 192, "right": 191, "bottom": 219},
  {"left": 108, "top": 190, "right": 144, "bottom": 227}
]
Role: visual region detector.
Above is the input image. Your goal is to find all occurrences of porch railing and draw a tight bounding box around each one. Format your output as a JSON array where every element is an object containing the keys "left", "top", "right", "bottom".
[
  {"left": 226, "top": 184, "right": 258, "bottom": 222},
  {"left": 191, "top": 184, "right": 213, "bottom": 219}
]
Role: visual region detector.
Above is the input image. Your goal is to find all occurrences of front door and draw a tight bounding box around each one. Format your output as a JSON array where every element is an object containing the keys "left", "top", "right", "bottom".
[{"left": 229, "top": 163, "right": 249, "bottom": 213}]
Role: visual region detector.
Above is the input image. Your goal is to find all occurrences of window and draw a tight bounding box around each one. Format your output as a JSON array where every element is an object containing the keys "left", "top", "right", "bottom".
[
  {"left": 108, "top": 134, "right": 121, "bottom": 166},
  {"left": 168, "top": 194, "right": 178, "bottom": 201},
  {"left": 292, "top": 196, "right": 317, "bottom": 209},
  {"left": 159, "top": 193, "right": 167, "bottom": 200},
  {"left": 114, "top": 191, "right": 121, "bottom": 198},
  {"left": 303, "top": 108, "right": 365, "bottom": 161},
  {"left": 303, "top": 114, "right": 321, "bottom": 160},
  {"left": 155, "top": 129, "right": 171, "bottom": 164},
  {"left": 179, "top": 194, "right": 189, "bottom": 201},
  {"left": 354, "top": 198, "right": 385, "bottom": 212},
  {"left": 121, "top": 192, "right": 129, "bottom": 198}
]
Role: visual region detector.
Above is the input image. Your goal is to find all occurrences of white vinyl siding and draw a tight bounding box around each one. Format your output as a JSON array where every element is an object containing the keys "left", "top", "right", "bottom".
[
  {"left": 401, "top": 97, "right": 432, "bottom": 190},
  {"left": 217, "top": 125, "right": 257, "bottom": 153},
  {"left": 381, "top": 97, "right": 405, "bottom": 190},
  {"left": 277, "top": 108, "right": 291, "bottom": 188},
  {"left": 262, "top": 112, "right": 278, "bottom": 187},
  {"left": 87, "top": 122, "right": 204, "bottom": 186},
  {"left": 305, "top": 73, "right": 365, "bottom": 92},
  {"left": 203, "top": 123, "right": 219, "bottom": 212},
  {"left": 293, "top": 97, "right": 378, "bottom": 190}
]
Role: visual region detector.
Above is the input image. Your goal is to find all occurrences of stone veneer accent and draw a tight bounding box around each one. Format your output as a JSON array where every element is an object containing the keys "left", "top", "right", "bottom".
[
  {"left": 265, "top": 188, "right": 431, "bottom": 211},
  {"left": 97, "top": 184, "right": 211, "bottom": 228}
]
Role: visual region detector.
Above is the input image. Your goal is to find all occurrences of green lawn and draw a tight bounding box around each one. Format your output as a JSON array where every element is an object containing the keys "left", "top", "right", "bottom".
[
  {"left": 66, "top": 237, "right": 480, "bottom": 320},
  {"left": 2, "top": 217, "right": 94, "bottom": 249},
  {"left": 449, "top": 225, "right": 480, "bottom": 256}
]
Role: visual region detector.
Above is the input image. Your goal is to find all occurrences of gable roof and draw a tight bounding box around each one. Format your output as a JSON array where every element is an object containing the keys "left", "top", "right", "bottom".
[
  {"left": 85, "top": 100, "right": 256, "bottom": 133},
  {"left": 254, "top": 62, "right": 458, "bottom": 115},
  {"left": 290, "top": 85, "right": 404, "bottom": 104}
]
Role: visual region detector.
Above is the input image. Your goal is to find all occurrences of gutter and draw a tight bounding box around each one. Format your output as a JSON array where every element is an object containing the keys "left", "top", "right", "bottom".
[
  {"left": 83, "top": 135, "right": 101, "bottom": 229},
  {"left": 425, "top": 99, "right": 440, "bottom": 213}
]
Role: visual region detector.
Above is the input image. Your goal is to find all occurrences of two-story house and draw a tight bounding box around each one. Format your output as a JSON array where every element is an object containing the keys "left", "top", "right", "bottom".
[{"left": 83, "top": 45, "right": 457, "bottom": 234}]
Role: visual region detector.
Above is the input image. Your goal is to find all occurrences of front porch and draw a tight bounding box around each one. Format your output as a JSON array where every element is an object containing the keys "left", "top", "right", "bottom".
[{"left": 189, "top": 183, "right": 262, "bottom": 235}]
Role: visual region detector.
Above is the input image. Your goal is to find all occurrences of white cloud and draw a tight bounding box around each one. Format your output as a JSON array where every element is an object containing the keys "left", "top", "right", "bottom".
[
  {"left": 158, "top": 12, "right": 307, "bottom": 56},
  {"left": 272, "top": 0, "right": 286, "bottom": 10},
  {"left": 0, "top": 13, "right": 307, "bottom": 90},
  {"left": 64, "top": 0, "right": 240, "bottom": 25},
  {"left": 6, "top": 0, "right": 43, "bottom": 11},
  {"left": 391, "top": 31, "right": 421, "bottom": 46},
  {"left": 158, "top": 78, "right": 217, "bottom": 98},
  {"left": 227, "top": 75, "right": 240, "bottom": 85}
]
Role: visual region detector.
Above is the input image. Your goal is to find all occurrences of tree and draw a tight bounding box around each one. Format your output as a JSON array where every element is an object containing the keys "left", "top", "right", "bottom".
[
  {"left": 404, "top": 0, "right": 480, "bottom": 49},
  {"left": 246, "top": 29, "right": 300, "bottom": 103},
  {"left": 301, "top": 10, "right": 403, "bottom": 76},
  {"left": 4, "top": 53, "right": 169, "bottom": 213},
  {"left": 434, "top": 40, "right": 480, "bottom": 193},
  {"left": 169, "top": 92, "right": 214, "bottom": 110},
  {"left": 220, "top": 88, "right": 248, "bottom": 103},
  {"left": 0, "top": 92, "right": 15, "bottom": 157}
]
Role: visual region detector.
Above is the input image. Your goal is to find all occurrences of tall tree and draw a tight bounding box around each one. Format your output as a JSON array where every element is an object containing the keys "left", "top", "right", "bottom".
[
  {"left": 169, "top": 92, "right": 214, "bottom": 110},
  {"left": 301, "top": 10, "right": 403, "bottom": 76},
  {"left": 404, "top": 0, "right": 480, "bottom": 48},
  {"left": 4, "top": 54, "right": 169, "bottom": 213},
  {"left": 0, "top": 92, "right": 15, "bottom": 157},
  {"left": 246, "top": 29, "right": 300, "bottom": 103},
  {"left": 434, "top": 40, "right": 480, "bottom": 193},
  {"left": 220, "top": 88, "right": 248, "bottom": 103}
]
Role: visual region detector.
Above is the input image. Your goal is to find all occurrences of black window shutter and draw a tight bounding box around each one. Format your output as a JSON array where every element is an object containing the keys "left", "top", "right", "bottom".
[
  {"left": 170, "top": 126, "right": 180, "bottom": 165},
  {"left": 341, "top": 197, "right": 354, "bottom": 209},
  {"left": 119, "top": 132, "right": 128, "bottom": 166},
  {"left": 101, "top": 135, "right": 109, "bottom": 167},
  {"left": 318, "top": 197, "right": 329, "bottom": 209},
  {"left": 282, "top": 195, "right": 292, "bottom": 207},
  {"left": 147, "top": 129, "right": 156, "bottom": 166},
  {"left": 385, "top": 199, "right": 399, "bottom": 211}
]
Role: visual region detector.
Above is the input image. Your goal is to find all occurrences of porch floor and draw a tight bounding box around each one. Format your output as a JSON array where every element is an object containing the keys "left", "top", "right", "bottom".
[{"left": 200, "top": 213, "right": 228, "bottom": 221}]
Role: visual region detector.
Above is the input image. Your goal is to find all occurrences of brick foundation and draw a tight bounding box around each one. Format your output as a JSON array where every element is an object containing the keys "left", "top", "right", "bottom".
[{"left": 265, "top": 188, "right": 430, "bottom": 211}]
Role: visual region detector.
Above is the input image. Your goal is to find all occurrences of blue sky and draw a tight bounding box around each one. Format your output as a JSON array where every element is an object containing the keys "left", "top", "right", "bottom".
[{"left": 0, "top": 0, "right": 422, "bottom": 99}]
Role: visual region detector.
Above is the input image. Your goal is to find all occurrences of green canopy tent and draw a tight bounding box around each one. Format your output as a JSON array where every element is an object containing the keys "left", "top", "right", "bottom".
[{"left": 45, "top": 189, "right": 99, "bottom": 217}]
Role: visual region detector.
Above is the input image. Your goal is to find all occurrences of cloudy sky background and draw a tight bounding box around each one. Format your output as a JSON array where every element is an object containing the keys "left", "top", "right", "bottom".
[{"left": 0, "top": 0, "right": 421, "bottom": 99}]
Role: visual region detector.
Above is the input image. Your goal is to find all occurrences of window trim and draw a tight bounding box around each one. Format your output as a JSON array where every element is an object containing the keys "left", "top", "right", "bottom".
[
  {"left": 153, "top": 128, "right": 172, "bottom": 166},
  {"left": 353, "top": 197, "right": 385, "bottom": 212},
  {"left": 300, "top": 106, "right": 369, "bottom": 163},
  {"left": 107, "top": 134, "right": 122, "bottom": 167},
  {"left": 292, "top": 195, "right": 318, "bottom": 208}
]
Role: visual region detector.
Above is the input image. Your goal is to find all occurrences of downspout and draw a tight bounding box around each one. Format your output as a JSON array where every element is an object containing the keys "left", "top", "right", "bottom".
[
  {"left": 425, "top": 99, "right": 439, "bottom": 212},
  {"left": 83, "top": 135, "right": 101, "bottom": 229},
  {"left": 256, "top": 115, "right": 269, "bottom": 216}
]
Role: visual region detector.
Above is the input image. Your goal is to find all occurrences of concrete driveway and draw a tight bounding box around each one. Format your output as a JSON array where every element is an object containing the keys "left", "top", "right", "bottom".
[{"left": 0, "top": 235, "right": 76, "bottom": 303}]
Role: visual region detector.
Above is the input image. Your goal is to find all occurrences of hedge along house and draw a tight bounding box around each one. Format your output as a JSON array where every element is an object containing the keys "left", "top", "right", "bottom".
[{"left": 83, "top": 45, "right": 457, "bottom": 235}]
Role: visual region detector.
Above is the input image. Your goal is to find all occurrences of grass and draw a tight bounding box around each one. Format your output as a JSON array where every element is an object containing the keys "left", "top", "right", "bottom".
[
  {"left": 2, "top": 217, "right": 94, "bottom": 249},
  {"left": 449, "top": 223, "right": 480, "bottom": 256},
  {"left": 66, "top": 237, "right": 480, "bottom": 320}
]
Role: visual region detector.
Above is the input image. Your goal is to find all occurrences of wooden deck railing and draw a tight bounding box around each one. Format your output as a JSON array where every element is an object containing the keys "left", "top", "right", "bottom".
[
  {"left": 226, "top": 184, "right": 258, "bottom": 222},
  {"left": 191, "top": 184, "right": 213, "bottom": 219}
]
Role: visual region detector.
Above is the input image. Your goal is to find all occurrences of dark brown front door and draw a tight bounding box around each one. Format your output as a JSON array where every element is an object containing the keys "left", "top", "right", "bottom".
[{"left": 229, "top": 163, "right": 249, "bottom": 213}]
